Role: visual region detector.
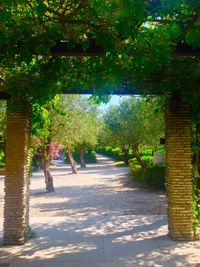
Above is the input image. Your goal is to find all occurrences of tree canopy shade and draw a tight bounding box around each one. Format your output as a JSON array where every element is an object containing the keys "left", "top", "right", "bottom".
[{"left": 0, "top": 0, "right": 200, "bottom": 104}]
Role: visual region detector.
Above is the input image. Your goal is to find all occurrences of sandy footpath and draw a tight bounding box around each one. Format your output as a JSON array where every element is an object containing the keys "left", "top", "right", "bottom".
[
  {"left": 0, "top": 155, "right": 200, "bottom": 267},
  {"left": 29, "top": 154, "right": 167, "bottom": 218}
]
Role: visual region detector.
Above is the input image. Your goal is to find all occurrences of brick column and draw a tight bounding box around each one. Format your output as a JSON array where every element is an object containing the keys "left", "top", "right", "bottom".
[
  {"left": 3, "top": 104, "right": 30, "bottom": 245},
  {"left": 166, "top": 94, "right": 193, "bottom": 241}
]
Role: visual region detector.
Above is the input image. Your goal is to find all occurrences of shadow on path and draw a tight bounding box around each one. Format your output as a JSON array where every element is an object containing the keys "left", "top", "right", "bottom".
[{"left": 0, "top": 154, "right": 199, "bottom": 266}]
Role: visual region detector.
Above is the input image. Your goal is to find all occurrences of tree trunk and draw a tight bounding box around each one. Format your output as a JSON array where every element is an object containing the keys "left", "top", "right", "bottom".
[
  {"left": 123, "top": 148, "right": 129, "bottom": 166},
  {"left": 68, "top": 147, "right": 78, "bottom": 174},
  {"left": 80, "top": 147, "right": 86, "bottom": 167},
  {"left": 132, "top": 144, "right": 146, "bottom": 169},
  {"left": 42, "top": 145, "right": 55, "bottom": 193}
]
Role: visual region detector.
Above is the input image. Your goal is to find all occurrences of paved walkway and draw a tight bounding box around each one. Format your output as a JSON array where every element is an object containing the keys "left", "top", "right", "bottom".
[{"left": 0, "top": 154, "right": 200, "bottom": 267}]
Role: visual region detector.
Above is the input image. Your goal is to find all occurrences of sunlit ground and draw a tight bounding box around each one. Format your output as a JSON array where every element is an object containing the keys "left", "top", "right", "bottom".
[{"left": 0, "top": 155, "right": 199, "bottom": 267}]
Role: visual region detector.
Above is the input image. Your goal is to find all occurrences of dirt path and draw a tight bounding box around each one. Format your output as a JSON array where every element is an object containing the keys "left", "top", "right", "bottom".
[
  {"left": 29, "top": 154, "right": 167, "bottom": 218},
  {"left": 1, "top": 155, "right": 200, "bottom": 267}
]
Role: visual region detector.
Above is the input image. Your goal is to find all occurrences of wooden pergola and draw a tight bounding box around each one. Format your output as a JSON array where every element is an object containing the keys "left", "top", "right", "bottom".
[{"left": 1, "top": 39, "right": 199, "bottom": 245}]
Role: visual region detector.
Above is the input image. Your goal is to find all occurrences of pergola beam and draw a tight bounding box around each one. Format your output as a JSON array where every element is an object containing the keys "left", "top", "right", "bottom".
[
  {"left": 50, "top": 41, "right": 104, "bottom": 57},
  {"left": 49, "top": 41, "right": 200, "bottom": 57}
]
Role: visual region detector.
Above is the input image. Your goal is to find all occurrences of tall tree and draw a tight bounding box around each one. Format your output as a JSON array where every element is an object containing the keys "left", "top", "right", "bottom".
[
  {"left": 51, "top": 95, "right": 100, "bottom": 173},
  {"left": 31, "top": 103, "right": 55, "bottom": 192},
  {"left": 103, "top": 97, "right": 165, "bottom": 168}
]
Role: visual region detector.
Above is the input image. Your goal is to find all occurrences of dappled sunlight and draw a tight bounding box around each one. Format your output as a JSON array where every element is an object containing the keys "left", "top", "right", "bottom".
[
  {"left": 31, "top": 196, "right": 71, "bottom": 204},
  {"left": 1, "top": 155, "right": 199, "bottom": 266},
  {"left": 74, "top": 216, "right": 167, "bottom": 237},
  {"left": 0, "top": 237, "right": 98, "bottom": 261},
  {"left": 23, "top": 242, "right": 97, "bottom": 260},
  {"left": 30, "top": 162, "right": 167, "bottom": 217},
  {"left": 1, "top": 214, "right": 199, "bottom": 266},
  {"left": 112, "top": 226, "right": 167, "bottom": 244},
  {"left": 116, "top": 252, "right": 171, "bottom": 267}
]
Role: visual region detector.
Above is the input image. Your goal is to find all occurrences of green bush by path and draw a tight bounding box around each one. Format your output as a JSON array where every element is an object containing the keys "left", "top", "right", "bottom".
[
  {"left": 156, "top": 145, "right": 166, "bottom": 153},
  {"left": 128, "top": 154, "right": 153, "bottom": 168},
  {"left": 129, "top": 158, "right": 166, "bottom": 191},
  {"left": 97, "top": 145, "right": 134, "bottom": 161},
  {"left": 143, "top": 164, "right": 166, "bottom": 190},
  {"left": 65, "top": 149, "right": 97, "bottom": 164},
  {"left": 141, "top": 155, "right": 153, "bottom": 166},
  {"left": 97, "top": 146, "right": 123, "bottom": 161},
  {"left": 0, "top": 150, "right": 5, "bottom": 167},
  {"left": 192, "top": 169, "right": 200, "bottom": 238}
]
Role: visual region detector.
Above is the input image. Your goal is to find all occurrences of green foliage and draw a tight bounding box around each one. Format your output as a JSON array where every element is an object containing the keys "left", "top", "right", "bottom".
[
  {"left": 129, "top": 154, "right": 153, "bottom": 167},
  {"left": 97, "top": 145, "right": 134, "bottom": 161},
  {"left": 129, "top": 159, "right": 166, "bottom": 190},
  {"left": 143, "top": 164, "right": 166, "bottom": 190},
  {"left": 140, "top": 147, "right": 153, "bottom": 156},
  {"left": 0, "top": 102, "right": 6, "bottom": 168},
  {"left": 129, "top": 161, "right": 143, "bottom": 180},
  {"left": 192, "top": 189, "right": 200, "bottom": 238},
  {"left": 0, "top": 101, "right": 6, "bottom": 141},
  {"left": 0, "top": 151, "right": 5, "bottom": 167},
  {"left": 51, "top": 95, "right": 101, "bottom": 151},
  {"left": 65, "top": 149, "right": 97, "bottom": 165},
  {"left": 141, "top": 155, "right": 153, "bottom": 166},
  {"left": 102, "top": 97, "right": 165, "bottom": 150},
  {"left": 0, "top": 0, "right": 199, "bottom": 110},
  {"left": 192, "top": 169, "right": 200, "bottom": 238},
  {"left": 25, "top": 225, "right": 37, "bottom": 240},
  {"left": 156, "top": 146, "right": 166, "bottom": 153},
  {"left": 31, "top": 103, "right": 50, "bottom": 140}
]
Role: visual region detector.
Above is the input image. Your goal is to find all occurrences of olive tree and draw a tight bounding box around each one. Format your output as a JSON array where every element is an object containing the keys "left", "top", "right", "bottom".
[{"left": 103, "top": 97, "right": 165, "bottom": 168}]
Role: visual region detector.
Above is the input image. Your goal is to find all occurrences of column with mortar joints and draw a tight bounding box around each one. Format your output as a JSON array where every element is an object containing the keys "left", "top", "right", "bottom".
[
  {"left": 166, "top": 94, "right": 193, "bottom": 241},
  {"left": 3, "top": 103, "right": 31, "bottom": 245}
]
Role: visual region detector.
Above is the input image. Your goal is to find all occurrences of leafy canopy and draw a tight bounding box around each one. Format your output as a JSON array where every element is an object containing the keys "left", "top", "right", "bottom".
[
  {"left": 102, "top": 97, "right": 165, "bottom": 148},
  {"left": 51, "top": 95, "right": 101, "bottom": 149},
  {"left": 0, "top": 1, "right": 200, "bottom": 105}
]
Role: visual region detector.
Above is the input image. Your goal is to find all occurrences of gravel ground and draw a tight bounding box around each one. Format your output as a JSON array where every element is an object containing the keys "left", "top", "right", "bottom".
[
  {"left": 0, "top": 154, "right": 167, "bottom": 223},
  {"left": 1, "top": 156, "right": 200, "bottom": 267}
]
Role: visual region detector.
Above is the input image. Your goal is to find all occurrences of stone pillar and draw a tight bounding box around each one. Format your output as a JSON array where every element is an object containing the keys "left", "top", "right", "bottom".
[
  {"left": 3, "top": 104, "right": 30, "bottom": 245},
  {"left": 166, "top": 94, "right": 193, "bottom": 241}
]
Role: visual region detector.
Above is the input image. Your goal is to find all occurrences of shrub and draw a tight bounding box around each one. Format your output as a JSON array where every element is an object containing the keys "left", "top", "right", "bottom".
[
  {"left": 129, "top": 159, "right": 166, "bottom": 190},
  {"left": 193, "top": 189, "right": 200, "bottom": 238},
  {"left": 0, "top": 150, "right": 5, "bottom": 167},
  {"left": 129, "top": 158, "right": 138, "bottom": 166},
  {"left": 140, "top": 147, "right": 153, "bottom": 156},
  {"left": 112, "top": 147, "right": 124, "bottom": 161},
  {"left": 129, "top": 155, "right": 153, "bottom": 167},
  {"left": 156, "top": 145, "right": 166, "bottom": 153},
  {"left": 65, "top": 149, "right": 97, "bottom": 164},
  {"left": 142, "top": 155, "right": 153, "bottom": 166},
  {"left": 144, "top": 164, "right": 166, "bottom": 190},
  {"left": 129, "top": 162, "right": 144, "bottom": 183},
  {"left": 97, "top": 146, "right": 134, "bottom": 162},
  {"left": 192, "top": 170, "right": 200, "bottom": 238}
]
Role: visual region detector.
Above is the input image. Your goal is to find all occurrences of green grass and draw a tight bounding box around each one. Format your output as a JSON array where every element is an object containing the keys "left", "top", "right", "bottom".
[{"left": 115, "top": 161, "right": 126, "bottom": 167}]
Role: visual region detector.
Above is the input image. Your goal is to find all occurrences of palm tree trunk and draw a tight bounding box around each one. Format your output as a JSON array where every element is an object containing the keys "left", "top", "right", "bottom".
[{"left": 68, "top": 146, "right": 78, "bottom": 174}]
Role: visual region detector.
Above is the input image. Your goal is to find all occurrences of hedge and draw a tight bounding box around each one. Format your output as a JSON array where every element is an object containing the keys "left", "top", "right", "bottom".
[
  {"left": 65, "top": 149, "right": 97, "bottom": 164},
  {"left": 129, "top": 159, "right": 166, "bottom": 191},
  {"left": 97, "top": 146, "right": 134, "bottom": 161}
]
